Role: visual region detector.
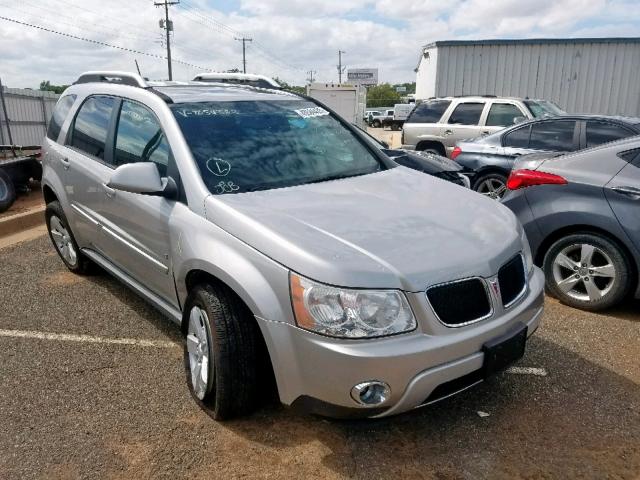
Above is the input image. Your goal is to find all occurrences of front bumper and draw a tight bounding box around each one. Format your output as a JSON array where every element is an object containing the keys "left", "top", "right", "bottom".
[{"left": 256, "top": 267, "right": 544, "bottom": 418}]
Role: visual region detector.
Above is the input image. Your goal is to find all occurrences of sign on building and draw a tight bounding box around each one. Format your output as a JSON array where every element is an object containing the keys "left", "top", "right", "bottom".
[
  {"left": 395, "top": 86, "right": 407, "bottom": 93},
  {"left": 346, "top": 68, "right": 378, "bottom": 86}
]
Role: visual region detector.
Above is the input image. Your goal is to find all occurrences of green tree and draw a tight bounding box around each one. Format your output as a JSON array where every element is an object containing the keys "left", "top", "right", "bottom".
[
  {"left": 366, "top": 83, "right": 401, "bottom": 108},
  {"left": 273, "top": 77, "right": 306, "bottom": 95},
  {"left": 39, "top": 80, "right": 69, "bottom": 94}
]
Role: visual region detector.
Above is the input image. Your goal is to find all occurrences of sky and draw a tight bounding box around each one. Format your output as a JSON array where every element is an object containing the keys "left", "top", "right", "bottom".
[{"left": 0, "top": 0, "right": 638, "bottom": 88}]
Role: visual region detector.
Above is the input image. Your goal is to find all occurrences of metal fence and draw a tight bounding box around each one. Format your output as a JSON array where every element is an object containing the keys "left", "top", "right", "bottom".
[{"left": 0, "top": 84, "right": 60, "bottom": 147}]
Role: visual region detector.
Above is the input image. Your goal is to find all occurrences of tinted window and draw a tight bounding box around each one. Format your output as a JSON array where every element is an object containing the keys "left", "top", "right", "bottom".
[
  {"left": 114, "top": 101, "right": 170, "bottom": 176},
  {"left": 618, "top": 149, "right": 640, "bottom": 163},
  {"left": 503, "top": 125, "right": 531, "bottom": 148},
  {"left": 172, "top": 100, "right": 384, "bottom": 195},
  {"left": 407, "top": 100, "right": 451, "bottom": 123},
  {"left": 46, "top": 95, "right": 76, "bottom": 141},
  {"left": 447, "top": 103, "right": 484, "bottom": 125},
  {"left": 528, "top": 120, "right": 576, "bottom": 151},
  {"left": 486, "top": 103, "right": 524, "bottom": 127},
  {"left": 69, "top": 96, "right": 116, "bottom": 160},
  {"left": 586, "top": 121, "right": 633, "bottom": 148}
]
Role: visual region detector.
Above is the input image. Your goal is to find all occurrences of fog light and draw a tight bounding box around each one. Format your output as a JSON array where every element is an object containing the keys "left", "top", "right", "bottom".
[{"left": 350, "top": 381, "right": 391, "bottom": 406}]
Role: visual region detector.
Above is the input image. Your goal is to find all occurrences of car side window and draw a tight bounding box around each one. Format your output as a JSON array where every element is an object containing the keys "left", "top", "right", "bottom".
[
  {"left": 114, "top": 100, "right": 170, "bottom": 176},
  {"left": 618, "top": 149, "right": 640, "bottom": 164},
  {"left": 447, "top": 102, "right": 484, "bottom": 125},
  {"left": 528, "top": 120, "right": 576, "bottom": 151},
  {"left": 486, "top": 103, "right": 524, "bottom": 127},
  {"left": 68, "top": 96, "right": 116, "bottom": 160},
  {"left": 586, "top": 121, "right": 633, "bottom": 148},
  {"left": 502, "top": 125, "right": 531, "bottom": 148},
  {"left": 46, "top": 94, "right": 76, "bottom": 142},
  {"left": 407, "top": 100, "right": 451, "bottom": 123}
]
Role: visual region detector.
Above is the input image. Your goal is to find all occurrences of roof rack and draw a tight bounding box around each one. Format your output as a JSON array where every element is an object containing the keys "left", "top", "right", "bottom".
[{"left": 74, "top": 71, "right": 148, "bottom": 88}]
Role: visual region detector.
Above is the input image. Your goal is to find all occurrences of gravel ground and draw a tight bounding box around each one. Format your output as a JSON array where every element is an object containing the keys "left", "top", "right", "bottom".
[{"left": 0, "top": 235, "right": 639, "bottom": 479}]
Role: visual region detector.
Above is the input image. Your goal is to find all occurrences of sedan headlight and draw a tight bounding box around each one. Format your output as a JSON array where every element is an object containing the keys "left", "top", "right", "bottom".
[
  {"left": 290, "top": 273, "right": 416, "bottom": 338},
  {"left": 520, "top": 228, "right": 534, "bottom": 274}
]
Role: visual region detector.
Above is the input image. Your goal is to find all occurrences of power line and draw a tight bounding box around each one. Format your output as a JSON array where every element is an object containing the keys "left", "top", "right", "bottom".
[{"left": 0, "top": 15, "right": 214, "bottom": 72}]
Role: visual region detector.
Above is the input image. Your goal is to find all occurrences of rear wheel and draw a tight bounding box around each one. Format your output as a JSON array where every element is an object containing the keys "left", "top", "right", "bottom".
[
  {"left": 0, "top": 169, "right": 16, "bottom": 213},
  {"left": 183, "top": 283, "right": 266, "bottom": 420},
  {"left": 543, "top": 233, "right": 630, "bottom": 311},
  {"left": 45, "top": 200, "right": 93, "bottom": 273},
  {"left": 473, "top": 172, "right": 508, "bottom": 200},
  {"left": 372, "top": 120, "right": 381, "bottom": 128}
]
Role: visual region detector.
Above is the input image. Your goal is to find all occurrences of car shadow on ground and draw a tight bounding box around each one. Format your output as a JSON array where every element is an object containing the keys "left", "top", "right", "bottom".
[{"left": 222, "top": 335, "right": 640, "bottom": 479}]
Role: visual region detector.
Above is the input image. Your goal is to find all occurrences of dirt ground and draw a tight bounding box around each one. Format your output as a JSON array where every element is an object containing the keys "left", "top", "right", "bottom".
[
  {"left": 0, "top": 182, "right": 44, "bottom": 219},
  {"left": 0, "top": 236, "right": 639, "bottom": 480}
]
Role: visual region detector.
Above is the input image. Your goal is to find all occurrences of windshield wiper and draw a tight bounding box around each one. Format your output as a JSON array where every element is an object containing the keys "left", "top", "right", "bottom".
[{"left": 303, "top": 171, "right": 374, "bottom": 185}]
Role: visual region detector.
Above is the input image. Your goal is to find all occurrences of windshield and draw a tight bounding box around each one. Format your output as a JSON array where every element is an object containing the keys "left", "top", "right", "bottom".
[
  {"left": 172, "top": 100, "right": 384, "bottom": 194},
  {"left": 524, "top": 100, "right": 565, "bottom": 118}
]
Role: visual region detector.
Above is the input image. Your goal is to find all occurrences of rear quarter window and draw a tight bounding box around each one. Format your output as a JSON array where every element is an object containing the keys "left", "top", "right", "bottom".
[
  {"left": 46, "top": 95, "right": 76, "bottom": 142},
  {"left": 407, "top": 100, "right": 451, "bottom": 123}
]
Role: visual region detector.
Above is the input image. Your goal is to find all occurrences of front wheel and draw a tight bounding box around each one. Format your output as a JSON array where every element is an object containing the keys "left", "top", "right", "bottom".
[
  {"left": 543, "top": 233, "right": 630, "bottom": 311},
  {"left": 183, "top": 284, "right": 265, "bottom": 419},
  {"left": 372, "top": 120, "right": 381, "bottom": 128},
  {"left": 473, "top": 173, "right": 508, "bottom": 200}
]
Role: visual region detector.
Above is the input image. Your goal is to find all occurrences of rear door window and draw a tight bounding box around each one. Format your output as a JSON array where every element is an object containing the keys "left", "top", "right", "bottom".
[
  {"left": 46, "top": 95, "right": 76, "bottom": 142},
  {"left": 503, "top": 125, "right": 531, "bottom": 148},
  {"left": 114, "top": 100, "right": 171, "bottom": 176},
  {"left": 486, "top": 103, "right": 524, "bottom": 127},
  {"left": 528, "top": 120, "right": 577, "bottom": 151},
  {"left": 586, "top": 121, "right": 634, "bottom": 148},
  {"left": 407, "top": 100, "right": 451, "bottom": 123},
  {"left": 447, "top": 102, "right": 484, "bottom": 125},
  {"left": 68, "top": 96, "right": 117, "bottom": 160}
]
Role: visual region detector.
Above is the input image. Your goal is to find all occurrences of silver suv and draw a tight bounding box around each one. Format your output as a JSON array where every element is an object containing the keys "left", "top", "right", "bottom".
[
  {"left": 402, "top": 96, "right": 564, "bottom": 156},
  {"left": 42, "top": 71, "right": 544, "bottom": 419}
]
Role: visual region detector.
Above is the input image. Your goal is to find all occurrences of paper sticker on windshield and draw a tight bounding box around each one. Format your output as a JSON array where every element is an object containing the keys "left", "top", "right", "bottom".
[{"left": 294, "top": 107, "right": 329, "bottom": 119}]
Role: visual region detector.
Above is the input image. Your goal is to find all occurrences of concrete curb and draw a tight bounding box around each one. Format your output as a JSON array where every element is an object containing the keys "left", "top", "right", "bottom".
[{"left": 0, "top": 205, "right": 45, "bottom": 239}]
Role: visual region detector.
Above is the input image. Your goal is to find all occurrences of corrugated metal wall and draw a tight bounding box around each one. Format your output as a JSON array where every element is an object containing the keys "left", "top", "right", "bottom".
[
  {"left": 434, "top": 41, "right": 640, "bottom": 115},
  {"left": 0, "top": 87, "right": 60, "bottom": 146}
]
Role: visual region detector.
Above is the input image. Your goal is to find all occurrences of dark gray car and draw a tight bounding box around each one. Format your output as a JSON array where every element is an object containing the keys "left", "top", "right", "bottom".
[
  {"left": 454, "top": 115, "right": 640, "bottom": 199},
  {"left": 502, "top": 136, "right": 640, "bottom": 311}
]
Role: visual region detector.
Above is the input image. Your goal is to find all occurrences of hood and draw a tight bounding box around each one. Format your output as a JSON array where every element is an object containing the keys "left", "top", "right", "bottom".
[{"left": 205, "top": 167, "right": 522, "bottom": 291}]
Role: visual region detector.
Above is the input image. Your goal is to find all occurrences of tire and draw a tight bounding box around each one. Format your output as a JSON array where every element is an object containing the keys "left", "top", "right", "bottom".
[
  {"left": 372, "top": 120, "right": 381, "bottom": 128},
  {"left": 0, "top": 169, "right": 16, "bottom": 213},
  {"left": 543, "top": 232, "right": 631, "bottom": 311},
  {"left": 183, "top": 283, "right": 266, "bottom": 420},
  {"left": 473, "top": 172, "right": 508, "bottom": 200},
  {"left": 45, "top": 200, "right": 93, "bottom": 274}
]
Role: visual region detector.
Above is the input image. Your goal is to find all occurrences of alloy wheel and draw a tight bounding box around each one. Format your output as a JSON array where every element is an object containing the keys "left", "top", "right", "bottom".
[
  {"left": 552, "top": 243, "right": 616, "bottom": 302},
  {"left": 477, "top": 178, "right": 507, "bottom": 200},
  {"left": 186, "top": 306, "right": 213, "bottom": 400},
  {"left": 49, "top": 215, "right": 78, "bottom": 266}
]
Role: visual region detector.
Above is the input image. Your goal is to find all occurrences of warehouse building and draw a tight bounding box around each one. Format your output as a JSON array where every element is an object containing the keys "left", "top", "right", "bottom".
[{"left": 414, "top": 38, "right": 640, "bottom": 116}]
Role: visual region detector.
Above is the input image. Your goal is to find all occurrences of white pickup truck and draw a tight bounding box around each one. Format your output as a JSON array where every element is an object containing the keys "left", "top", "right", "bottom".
[{"left": 382, "top": 103, "right": 415, "bottom": 131}]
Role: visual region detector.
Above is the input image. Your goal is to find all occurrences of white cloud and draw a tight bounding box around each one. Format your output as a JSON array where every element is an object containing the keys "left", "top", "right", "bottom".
[{"left": 0, "top": 0, "right": 634, "bottom": 88}]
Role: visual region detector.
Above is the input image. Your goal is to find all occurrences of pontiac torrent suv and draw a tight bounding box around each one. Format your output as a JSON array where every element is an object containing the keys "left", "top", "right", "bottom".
[{"left": 42, "top": 71, "right": 544, "bottom": 419}]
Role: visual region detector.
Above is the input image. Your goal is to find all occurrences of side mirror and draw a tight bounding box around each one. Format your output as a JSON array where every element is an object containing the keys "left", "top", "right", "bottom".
[
  {"left": 107, "top": 162, "right": 176, "bottom": 198},
  {"left": 513, "top": 116, "right": 526, "bottom": 125}
]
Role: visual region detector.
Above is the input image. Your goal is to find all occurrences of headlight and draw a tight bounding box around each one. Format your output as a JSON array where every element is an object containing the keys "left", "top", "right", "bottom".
[
  {"left": 290, "top": 273, "right": 416, "bottom": 338},
  {"left": 520, "top": 228, "right": 534, "bottom": 274}
]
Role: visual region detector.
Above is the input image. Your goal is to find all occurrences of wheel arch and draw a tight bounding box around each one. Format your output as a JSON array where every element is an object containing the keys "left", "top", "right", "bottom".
[
  {"left": 535, "top": 224, "right": 639, "bottom": 295},
  {"left": 415, "top": 140, "right": 446, "bottom": 155},
  {"left": 42, "top": 183, "right": 58, "bottom": 205}
]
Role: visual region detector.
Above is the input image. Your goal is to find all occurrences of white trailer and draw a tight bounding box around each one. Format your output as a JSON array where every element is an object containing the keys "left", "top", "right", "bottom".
[{"left": 306, "top": 83, "right": 366, "bottom": 127}]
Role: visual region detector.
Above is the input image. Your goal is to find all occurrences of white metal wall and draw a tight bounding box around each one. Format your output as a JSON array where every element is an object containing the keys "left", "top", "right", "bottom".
[
  {"left": 424, "top": 41, "right": 640, "bottom": 116},
  {"left": 0, "top": 87, "right": 60, "bottom": 146}
]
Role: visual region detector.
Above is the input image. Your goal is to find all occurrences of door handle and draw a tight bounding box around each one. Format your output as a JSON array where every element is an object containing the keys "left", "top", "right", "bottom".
[
  {"left": 60, "top": 157, "right": 70, "bottom": 170},
  {"left": 102, "top": 183, "right": 116, "bottom": 198},
  {"left": 612, "top": 186, "right": 640, "bottom": 198},
  {"left": 444, "top": 130, "right": 453, "bottom": 136}
]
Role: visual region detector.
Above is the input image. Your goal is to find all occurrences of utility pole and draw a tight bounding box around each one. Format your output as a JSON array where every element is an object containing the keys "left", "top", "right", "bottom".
[
  {"left": 307, "top": 70, "right": 316, "bottom": 84},
  {"left": 337, "top": 50, "right": 346, "bottom": 83},
  {"left": 155, "top": 0, "right": 179, "bottom": 80},
  {"left": 235, "top": 37, "right": 253, "bottom": 73}
]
